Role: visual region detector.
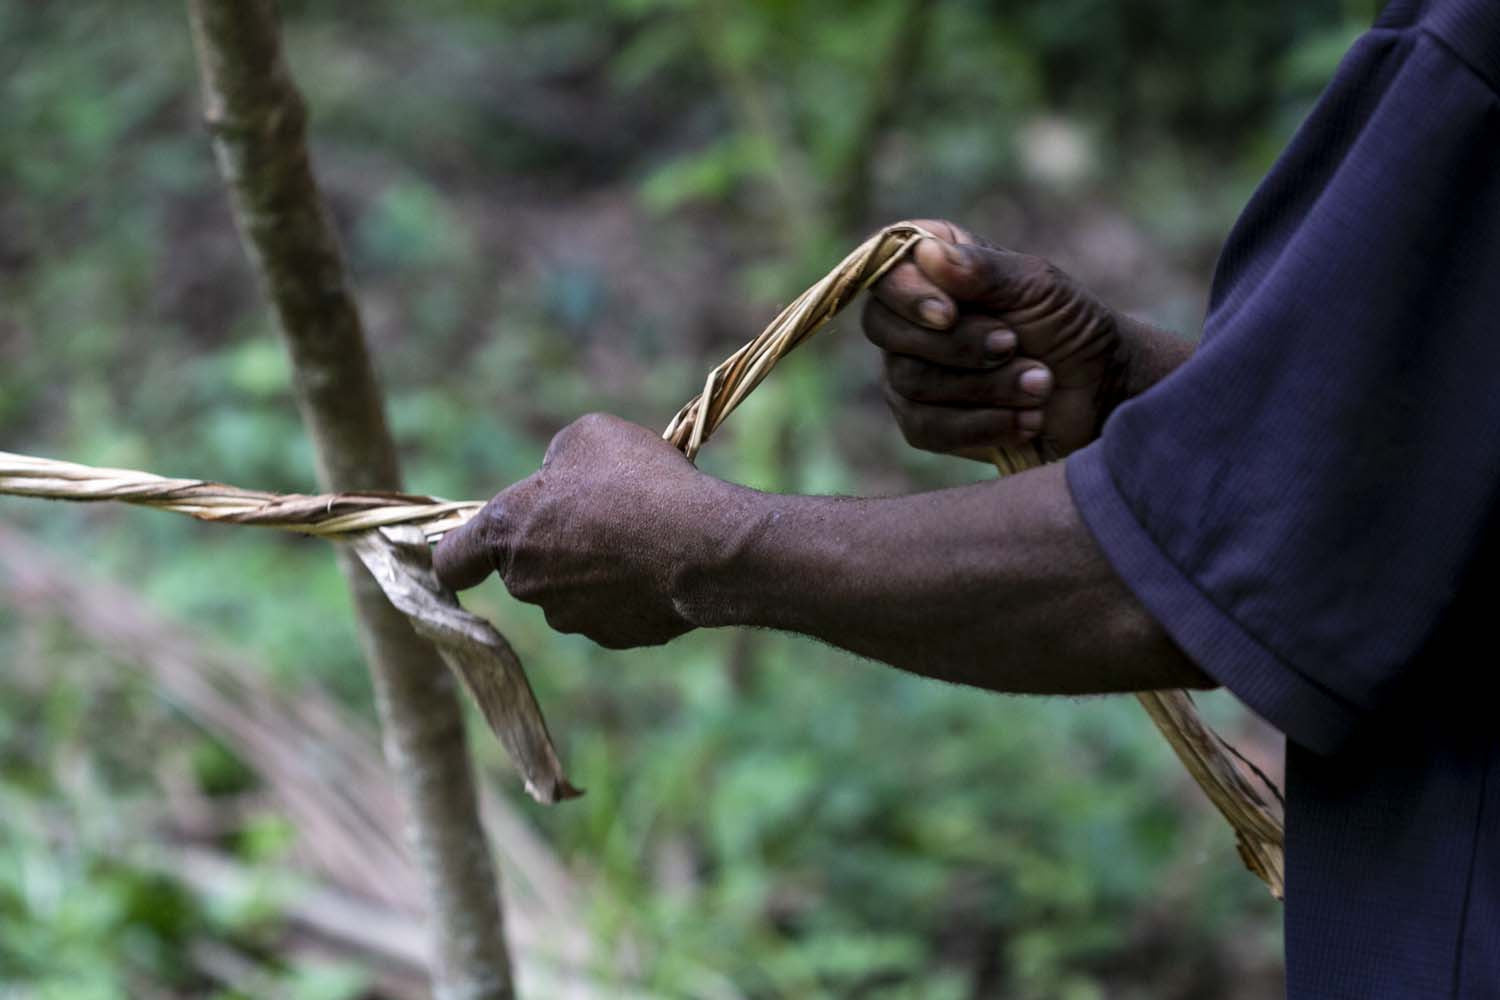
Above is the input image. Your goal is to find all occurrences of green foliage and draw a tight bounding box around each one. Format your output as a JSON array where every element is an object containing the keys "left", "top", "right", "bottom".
[
  {"left": 0, "top": 629, "right": 368, "bottom": 998},
  {"left": 0, "top": 0, "right": 1357, "bottom": 993}
]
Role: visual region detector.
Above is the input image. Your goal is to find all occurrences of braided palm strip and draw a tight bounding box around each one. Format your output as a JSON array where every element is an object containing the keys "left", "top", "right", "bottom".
[{"left": 0, "top": 451, "right": 481, "bottom": 541}]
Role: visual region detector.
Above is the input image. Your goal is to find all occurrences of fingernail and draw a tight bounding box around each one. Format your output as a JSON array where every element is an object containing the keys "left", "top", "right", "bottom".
[
  {"left": 1019, "top": 367, "right": 1052, "bottom": 398},
  {"left": 918, "top": 298, "right": 951, "bottom": 328},
  {"left": 984, "top": 330, "right": 1016, "bottom": 362},
  {"left": 1019, "top": 410, "right": 1044, "bottom": 432}
]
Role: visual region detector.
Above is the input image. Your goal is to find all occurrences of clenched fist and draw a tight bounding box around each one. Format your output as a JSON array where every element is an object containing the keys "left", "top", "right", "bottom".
[
  {"left": 863, "top": 220, "right": 1126, "bottom": 458},
  {"left": 433, "top": 413, "right": 730, "bottom": 648}
]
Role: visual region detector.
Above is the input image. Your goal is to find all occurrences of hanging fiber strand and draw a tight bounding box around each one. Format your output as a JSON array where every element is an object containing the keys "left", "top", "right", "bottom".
[{"left": 0, "top": 222, "right": 1284, "bottom": 895}]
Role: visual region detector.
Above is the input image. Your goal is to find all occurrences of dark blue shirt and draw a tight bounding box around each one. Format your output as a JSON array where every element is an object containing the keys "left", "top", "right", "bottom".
[{"left": 1066, "top": 1, "right": 1500, "bottom": 995}]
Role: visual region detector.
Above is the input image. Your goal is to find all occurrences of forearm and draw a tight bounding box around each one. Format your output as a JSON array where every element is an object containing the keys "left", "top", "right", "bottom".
[{"left": 677, "top": 461, "right": 1213, "bottom": 695}]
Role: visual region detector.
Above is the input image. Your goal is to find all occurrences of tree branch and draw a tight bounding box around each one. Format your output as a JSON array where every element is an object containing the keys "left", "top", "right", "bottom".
[
  {"left": 184, "top": 2, "right": 518, "bottom": 995},
  {"left": 833, "top": 0, "right": 935, "bottom": 234}
]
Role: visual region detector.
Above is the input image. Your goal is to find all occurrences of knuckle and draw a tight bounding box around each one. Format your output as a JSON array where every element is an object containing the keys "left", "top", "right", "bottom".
[
  {"left": 885, "top": 356, "right": 927, "bottom": 398},
  {"left": 543, "top": 428, "right": 571, "bottom": 465},
  {"left": 571, "top": 412, "right": 611, "bottom": 439},
  {"left": 477, "top": 497, "right": 503, "bottom": 536},
  {"left": 477, "top": 502, "right": 510, "bottom": 567},
  {"left": 553, "top": 412, "right": 609, "bottom": 450},
  {"left": 504, "top": 559, "right": 543, "bottom": 602},
  {"left": 508, "top": 577, "right": 540, "bottom": 605}
]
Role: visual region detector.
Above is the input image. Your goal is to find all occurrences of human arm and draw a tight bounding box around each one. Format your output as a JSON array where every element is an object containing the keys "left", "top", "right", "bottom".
[
  {"left": 680, "top": 454, "right": 1212, "bottom": 694},
  {"left": 434, "top": 11, "right": 1500, "bottom": 763},
  {"left": 432, "top": 413, "right": 1213, "bottom": 694},
  {"left": 862, "top": 220, "right": 1194, "bottom": 458}
]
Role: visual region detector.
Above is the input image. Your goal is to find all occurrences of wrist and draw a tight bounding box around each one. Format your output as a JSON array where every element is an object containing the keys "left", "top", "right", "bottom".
[
  {"left": 1107, "top": 312, "right": 1195, "bottom": 416},
  {"left": 669, "top": 484, "right": 845, "bottom": 632},
  {"left": 667, "top": 476, "right": 773, "bottom": 629}
]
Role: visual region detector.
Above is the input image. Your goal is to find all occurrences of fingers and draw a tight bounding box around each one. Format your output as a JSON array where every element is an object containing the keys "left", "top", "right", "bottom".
[
  {"left": 871, "top": 258, "right": 957, "bottom": 329},
  {"left": 884, "top": 354, "right": 1053, "bottom": 408},
  {"left": 541, "top": 604, "right": 690, "bottom": 650},
  {"left": 864, "top": 218, "right": 977, "bottom": 327},
  {"left": 884, "top": 384, "right": 1044, "bottom": 453},
  {"left": 437, "top": 416, "right": 604, "bottom": 592},
  {"left": 913, "top": 236, "right": 1056, "bottom": 310},
  {"left": 863, "top": 298, "right": 1018, "bottom": 369},
  {"left": 869, "top": 218, "right": 1052, "bottom": 328},
  {"left": 435, "top": 413, "right": 679, "bottom": 595}
]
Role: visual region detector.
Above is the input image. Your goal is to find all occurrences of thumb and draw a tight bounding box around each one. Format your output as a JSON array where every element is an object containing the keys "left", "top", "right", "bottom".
[
  {"left": 433, "top": 504, "right": 499, "bottom": 592},
  {"left": 912, "top": 236, "right": 1039, "bottom": 309}
]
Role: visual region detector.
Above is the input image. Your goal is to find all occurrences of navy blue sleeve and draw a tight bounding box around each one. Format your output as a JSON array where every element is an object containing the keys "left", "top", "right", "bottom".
[{"left": 1066, "top": 2, "right": 1500, "bottom": 755}]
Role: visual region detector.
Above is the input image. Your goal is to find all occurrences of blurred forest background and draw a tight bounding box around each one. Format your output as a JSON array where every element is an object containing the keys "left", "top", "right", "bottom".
[{"left": 1, "top": 0, "right": 1378, "bottom": 997}]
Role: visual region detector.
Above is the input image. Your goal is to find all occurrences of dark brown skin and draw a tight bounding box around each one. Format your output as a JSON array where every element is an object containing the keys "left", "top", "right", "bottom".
[
  {"left": 864, "top": 219, "right": 1189, "bottom": 459},
  {"left": 864, "top": 219, "right": 1119, "bottom": 458},
  {"left": 435, "top": 223, "right": 1211, "bottom": 694}
]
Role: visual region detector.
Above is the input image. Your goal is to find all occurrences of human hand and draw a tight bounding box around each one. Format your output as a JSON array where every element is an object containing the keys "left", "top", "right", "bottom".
[
  {"left": 433, "top": 413, "right": 723, "bottom": 649},
  {"left": 862, "top": 219, "right": 1124, "bottom": 458}
]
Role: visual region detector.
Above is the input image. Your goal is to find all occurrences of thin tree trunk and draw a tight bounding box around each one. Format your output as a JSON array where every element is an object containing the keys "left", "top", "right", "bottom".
[
  {"left": 832, "top": 0, "right": 934, "bottom": 235},
  {"left": 184, "top": 3, "right": 515, "bottom": 997}
]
